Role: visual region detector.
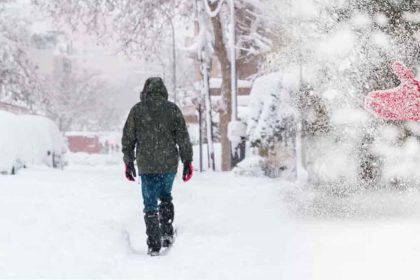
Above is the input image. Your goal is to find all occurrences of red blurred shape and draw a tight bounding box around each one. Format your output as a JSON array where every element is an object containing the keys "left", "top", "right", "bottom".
[
  {"left": 67, "top": 135, "right": 102, "bottom": 154},
  {"left": 365, "top": 62, "right": 420, "bottom": 122}
]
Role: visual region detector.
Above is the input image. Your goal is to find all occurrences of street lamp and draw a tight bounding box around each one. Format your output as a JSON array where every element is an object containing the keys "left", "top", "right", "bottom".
[
  {"left": 160, "top": 7, "right": 177, "bottom": 104},
  {"left": 192, "top": 97, "right": 204, "bottom": 172},
  {"left": 228, "top": 0, "right": 246, "bottom": 168}
]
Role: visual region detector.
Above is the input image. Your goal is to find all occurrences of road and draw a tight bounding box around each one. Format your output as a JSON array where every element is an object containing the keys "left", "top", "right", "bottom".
[{"left": 1, "top": 155, "right": 420, "bottom": 279}]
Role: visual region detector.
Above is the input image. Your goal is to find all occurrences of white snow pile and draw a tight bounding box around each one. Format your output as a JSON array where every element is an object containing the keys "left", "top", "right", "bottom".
[
  {"left": 187, "top": 123, "right": 200, "bottom": 145},
  {"left": 228, "top": 120, "right": 247, "bottom": 149},
  {"left": 0, "top": 110, "right": 65, "bottom": 174},
  {"left": 66, "top": 152, "right": 120, "bottom": 167},
  {"left": 192, "top": 143, "right": 222, "bottom": 171},
  {"left": 232, "top": 155, "right": 265, "bottom": 177}
]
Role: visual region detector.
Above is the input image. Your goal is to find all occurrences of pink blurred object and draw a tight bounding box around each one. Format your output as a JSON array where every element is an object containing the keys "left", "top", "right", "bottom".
[{"left": 365, "top": 62, "right": 420, "bottom": 122}]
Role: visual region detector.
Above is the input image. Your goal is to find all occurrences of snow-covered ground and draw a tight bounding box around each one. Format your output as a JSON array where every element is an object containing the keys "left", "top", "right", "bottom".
[{"left": 1, "top": 154, "right": 420, "bottom": 279}]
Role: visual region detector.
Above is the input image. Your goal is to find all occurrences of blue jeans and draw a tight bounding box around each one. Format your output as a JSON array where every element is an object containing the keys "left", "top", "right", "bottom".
[{"left": 140, "top": 173, "right": 176, "bottom": 213}]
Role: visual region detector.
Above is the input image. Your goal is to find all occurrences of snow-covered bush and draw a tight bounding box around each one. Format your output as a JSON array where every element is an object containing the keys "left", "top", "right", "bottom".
[
  {"left": 246, "top": 72, "right": 298, "bottom": 178},
  {"left": 0, "top": 2, "right": 47, "bottom": 111},
  {"left": 247, "top": 72, "right": 298, "bottom": 145}
]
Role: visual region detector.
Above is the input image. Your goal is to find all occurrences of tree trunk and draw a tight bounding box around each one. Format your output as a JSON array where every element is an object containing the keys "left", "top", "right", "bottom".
[{"left": 210, "top": 2, "right": 232, "bottom": 171}]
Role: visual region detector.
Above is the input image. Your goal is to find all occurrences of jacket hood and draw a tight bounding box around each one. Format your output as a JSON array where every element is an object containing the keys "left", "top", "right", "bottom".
[{"left": 140, "top": 77, "right": 169, "bottom": 102}]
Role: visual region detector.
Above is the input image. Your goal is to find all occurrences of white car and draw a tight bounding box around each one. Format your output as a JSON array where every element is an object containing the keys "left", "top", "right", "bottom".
[
  {"left": 19, "top": 114, "right": 66, "bottom": 168},
  {"left": 0, "top": 111, "right": 66, "bottom": 175},
  {"left": 0, "top": 111, "right": 24, "bottom": 174}
]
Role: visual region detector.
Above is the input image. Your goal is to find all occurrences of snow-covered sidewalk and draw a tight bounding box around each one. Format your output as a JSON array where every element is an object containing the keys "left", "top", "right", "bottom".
[{"left": 1, "top": 159, "right": 420, "bottom": 279}]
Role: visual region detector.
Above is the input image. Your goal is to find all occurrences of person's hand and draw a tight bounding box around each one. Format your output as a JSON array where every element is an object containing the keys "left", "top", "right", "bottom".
[
  {"left": 182, "top": 161, "right": 193, "bottom": 182},
  {"left": 125, "top": 162, "right": 136, "bottom": 181}
]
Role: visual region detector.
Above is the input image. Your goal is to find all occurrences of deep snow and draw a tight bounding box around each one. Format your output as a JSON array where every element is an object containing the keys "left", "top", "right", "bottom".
[{"left": 1, "top": 155, "right": 420, "bottom": 279}]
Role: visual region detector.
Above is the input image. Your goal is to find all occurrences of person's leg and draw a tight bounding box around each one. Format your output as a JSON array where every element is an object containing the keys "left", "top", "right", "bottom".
[
  {"left": 141, "top": 174, "right": 160, "bottom": 213},
  {"left": 158, "top": 173, "right": 176, "bottom": 246},
  {"left": 141, "top": 175, "right": 161, "bottom": 254},
  {"left": 159, "top": 173, "right": 176, "bottom": 201}
]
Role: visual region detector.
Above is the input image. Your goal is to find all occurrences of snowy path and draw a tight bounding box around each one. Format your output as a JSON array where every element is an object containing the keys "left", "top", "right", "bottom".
[{"left": 1, "top": 160, "right": 420, "bottom": 279}]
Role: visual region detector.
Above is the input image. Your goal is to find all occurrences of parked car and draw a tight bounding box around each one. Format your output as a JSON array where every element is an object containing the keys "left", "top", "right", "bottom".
[
  {"left": 19, "top": 114, "right": 66, "bottom": 169},
  {"left": 0, "top": 111, "right": 66, "bottom": 175},
  {"left": 0, "top": 111, "right": 25, "bottom": 174}
]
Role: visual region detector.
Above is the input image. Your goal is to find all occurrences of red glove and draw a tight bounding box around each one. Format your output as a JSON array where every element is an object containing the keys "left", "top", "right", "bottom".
[
  {"left": 125, "top": 162, "right": 136, "bottom": 181},
  {"left": 365, "top": 61, "right": 420, "bottom": 121},
  {"left": 182, "top": 162, "right": 193, "bottom": 182}
]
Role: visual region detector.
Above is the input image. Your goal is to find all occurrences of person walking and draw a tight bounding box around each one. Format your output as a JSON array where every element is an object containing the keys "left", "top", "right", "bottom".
[{"left": 122, "top": 77, "right": 193, "bottom": 256}]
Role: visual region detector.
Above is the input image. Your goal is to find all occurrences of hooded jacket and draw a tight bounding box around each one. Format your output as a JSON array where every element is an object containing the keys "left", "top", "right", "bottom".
[{"left": 122, "top": 77, "right": 193, "bottom": 174}]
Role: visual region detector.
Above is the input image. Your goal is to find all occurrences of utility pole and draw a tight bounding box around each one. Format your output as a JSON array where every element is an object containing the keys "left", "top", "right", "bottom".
[
  {"left": 198, "top": 0, "right": 215, "bottom": 170},
  {"left": 170, "top": 19, "right": 177, "bottom": 103},
  {"left": 198, "top": 103, "right": 203, "bottom": 172},
  {"left": 161, "top": 7, "right": 177, "bottom": 103},
  {"left": 230, "top": 0, "right": 237, "bottom": 121},
  {"left": 295, "top": 19, "right": 309, "bottom": 183},
  {"left": 0, "top": 85, "right": 3, "bottom": 102},
  {"left": 296, "top": 51, "right": 305, "bottom": 182},
  {"left": 227, "top": 0, "right": 245, "bottom": 168},
  {"left": 201, "top": 50, "right": 215, "bottom": 171}
]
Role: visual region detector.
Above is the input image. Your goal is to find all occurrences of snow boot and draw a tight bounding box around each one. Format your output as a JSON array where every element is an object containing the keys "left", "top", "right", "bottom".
[
  {"left": 144, "top": 212, "right": 161, "bottom": 255},
  {"left": 159, "top": 199, "right": 174, "bottom": 247}
]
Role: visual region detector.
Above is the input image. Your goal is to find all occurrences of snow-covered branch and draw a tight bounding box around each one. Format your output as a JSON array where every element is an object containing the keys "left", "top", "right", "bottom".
[{"left": 203, "top": 0, "right": 225, "bottom": 18}]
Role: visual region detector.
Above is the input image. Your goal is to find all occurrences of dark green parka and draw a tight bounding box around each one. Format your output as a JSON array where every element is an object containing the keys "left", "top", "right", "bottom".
[{"left": 121, "top": 77, "right": 193, "bottom": 175}]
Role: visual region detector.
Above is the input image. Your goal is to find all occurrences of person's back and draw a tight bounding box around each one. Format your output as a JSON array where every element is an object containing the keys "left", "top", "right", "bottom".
[{"left": 121, "top": 77, "right": 193, "bottom": 256}]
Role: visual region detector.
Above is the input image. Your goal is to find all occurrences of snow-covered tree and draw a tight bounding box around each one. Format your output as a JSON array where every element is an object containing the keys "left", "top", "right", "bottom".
[
  {"left": 44, "top": 69, "right": 113, "bottom": 132},
  {"left": 0, "top": 1, "right": 46, "bottom": 112},
  {"left": 33, "top": 0, "right": 196, "bottom": 102}
]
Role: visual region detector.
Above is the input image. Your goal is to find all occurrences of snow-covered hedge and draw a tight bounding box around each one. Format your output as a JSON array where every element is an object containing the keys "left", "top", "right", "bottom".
[
  {"left": 245, "top": 71, "right": 299, "bottom": 178},
  {"left": 247, "top": 71, "right": 298, "bottom": 147},
  {"left": 0, "top": 111, "right": 66, "bottom": 174}
]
